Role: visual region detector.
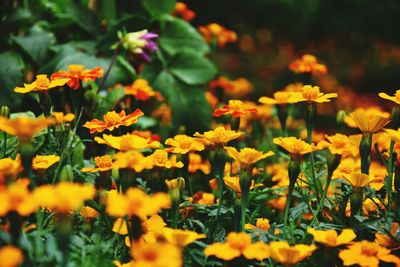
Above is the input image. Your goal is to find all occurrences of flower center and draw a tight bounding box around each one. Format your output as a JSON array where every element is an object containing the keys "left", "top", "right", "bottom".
[
  {"left": 325, "top": 231, "right": 337, "bottom": 245},
  {"left": 68, "top": 64, "right": 84, "bottom": 75},
  {"left": 152, "top": 150, "right": 168, "bottom": 165},
  {"left": 95, "top": 155, "right": 112, "bottom": 168},
  {"left": 180, "top": 140, "right": 193, "bottom": 149},
  {"left": 395, "top": 90, "right": 400, "bottom": 102},
  {"left": 104, "top": 111, "right": 121, "bottom": 125},
  {"left": 120, "top": 136, "right": 134, "bottom": 150},
  {"left": 256, "top": 218, "right": 270, "bottom": 231},
  {"left": 290, "top": 140, "right": 305, "bottom": 154},
  {"left": 361, "top": 244, "right": 379, "bottom": 257},
  {"left": 142, "top": 248, "right": 158, "bottom": 261},
  {"left": 227, "top": 234, "right": 251, "bottom": 251},
  {"left": 302, "top": 85, "right": 320, "bottom": 100},
  {"left": 36, "top": 75, "right": 50, "bottom": 89}
]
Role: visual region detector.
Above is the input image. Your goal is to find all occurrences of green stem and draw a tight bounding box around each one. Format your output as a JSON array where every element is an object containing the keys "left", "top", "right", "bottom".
[
  {"left": 240, "top": 191, "right": 248, "bottom": 231},
  {"left": 387, "top": 140, "right": 395, "bottom": 212},
  {"left": 310, "top": 170, "right": 333, "bottom": 226},
  {"left": 307, "top": 122, "right": 320, "bottom": 200},
  {"left": 283, "top": 182, "right": 295, "bottom": 226},
  {"left": 172, "top": 203, "right": 179, "bottom": 228},
  {"left": 3, "top": 132, "right": 6, "bottom": 157}
]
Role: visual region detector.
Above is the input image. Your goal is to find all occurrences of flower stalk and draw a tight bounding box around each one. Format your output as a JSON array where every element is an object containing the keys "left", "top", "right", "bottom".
[{"left": 283, "top": 158, "right": 301, "bottom": 225}]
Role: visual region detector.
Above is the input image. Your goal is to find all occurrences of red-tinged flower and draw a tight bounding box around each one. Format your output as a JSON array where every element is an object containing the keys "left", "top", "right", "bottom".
[
  {"left": 172, "top": 2, "right": 196, "bottom": 21},
  {"left": 125, "top": 78, "right": 156, "bottom": 101},
  {"left": 83, "top": 109, "right": 144, "bottom": 134},
  {"left": 198, "top": 23, "right": 237, "bottom": 47},
  {"left": 289, "top": 54, "right": 327, "bottom": 75},
  {"left": 213, "top": 100, "right": 257, "bottom": 118},
  {"left": 51, "top": 64, "right": 103, "bottom": 90}
]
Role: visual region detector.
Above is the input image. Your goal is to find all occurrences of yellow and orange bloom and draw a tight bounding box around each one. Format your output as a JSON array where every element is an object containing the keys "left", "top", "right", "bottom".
[
  {"left": 124, "top": 78, "right": 157, "bottom": 101},
  {"left": 213, "top": 100, "right": 257, "bottom": 118},
  {"left": 81, "top": 155, "right": 113, "bottom": 173},
  {"left": 307, "top": 228, "right": 356, "bottom": 247},
  {"left": 51, "top": 64, "right": 103, "bottom": 90},
  {"left": 145, "top": 149, "right": 184, "bottom": 169},
  {"left": 209, "top": 76, "right": 253, "bottom": 98},
  {"left": 0, "top": 245, "right": 24, "bottom": 267},
  {"left": 0, "top": 116, "right": 54, "bottom": 141},
  {"left": 161, "top": 228, "right": 206, "bottom": 248},
  {"left": 245, "top": 218, "right": 270, "bottom": 231},
  {"left": 383, "top": 128, "right": 400, "bottom": 143},
  {"left": 268, "top": 241, "right": 316, "bottom": 267},
  {"left": 51, "top": 112, "right": 75, "bottom": 124},
  {"left": 0, "top": 180, "right": 37, "bottom": 216},
  {"left": 165, "top": 135, "right": 205, "bottom": 154},
  {"left": 198, "top": 23, "right": 237, "bottom": 47},
  {"left": 130, "top": 241, "right": 182, "bottom": 267},
  {"left": 194, "top": 126, "right": 243, "bottom": 147},
  {"left": 188, "top": 153, "right": 211, "bottom": 174},
  {"left": 259, "top": 91, "right": 300, "bottom": 105},
  {"left": 289, "top": 54, "right": 327, "bottom": 75},
  {"left": 339, "top": 241, "right": 400, "bottom": 267},
  {"left": 193, "top": 192, "right": 215, "bottom": 205},
  {"left": 95, "top": 133, "right": 161, "bottom": 151},
  {"left": 317, "top": 134, "right": 358, "bottom": 157},
  {"left": 375, "top": 223, "right": 400, "bottom": 249},
  {"left": 345, "top": 108, "right": 390, "bottom": 133},
  {"left": 379, "top": 90, "right": 400, "bottom": 104},
  {"left": 223, "top": 176, "right": 255, "bottom": 197},
  {"left": 0, "top": 158, "right": 23, "bottom": 185},
  {"left": 273, "top": 137, "right": 319, "bottom": 156},
  {"left": 83, "top": 109, "right": 144, "bottom": 134},
  {"left": 113, "top": 151, "right": 149, "bottom": 173},
  {"left": 173, "top": 2, "right": 196, "bottom": 21},
  {"left": 225, "top": 146, "right": 274, "bottom": 169},
  {"left": 290, "top": 85, "right": 337, "bottom": 103},
  {"left": 204, "top": 232, "right": 269, "bottom": 261},
  {"left": 32, "top": 155, "right": 60, "bottom": 172},
  {"left": 14, "top": 74, "right": 70, "bottom": 93},
  {"left": 340, "top": 172, "right": 380, "bottom": 189},
  {"left": 80, "top": 206, "right": 100, "bottom": 221}
]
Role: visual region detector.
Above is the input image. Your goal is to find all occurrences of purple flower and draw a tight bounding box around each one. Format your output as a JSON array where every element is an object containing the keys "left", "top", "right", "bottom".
[{"left": 122, "top": 30, "right": 158, "bottom": 62}]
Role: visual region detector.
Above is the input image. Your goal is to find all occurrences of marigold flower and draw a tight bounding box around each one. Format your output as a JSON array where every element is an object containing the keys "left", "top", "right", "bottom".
[
  {"left": 146, "top": 149, "right": 184, "bottom": 169},
  {"left": 51, "top": 64, "right": 103, "bottom": 90},
  {"left": 83, "top": 109, "right": 144, "bottom": 134},
  {"left": 223, "top": 176, "right": 255, "bottom": 197},
  {"left": 204, "top": 232, "right": 269, "bottom": 261},
  {"left": 345, "top": 108, "right": 390, "bottom": 133},
  {"left": 0, "top": 116, "right": 54, "bottom": 141},
  {"left": 0, "top": 180, "right": 37, "bottom": 216},
  {"left": 120, "top": 30, "right": 158, "bottom": 62},
  {"left": 81, "top": 155, "right": 113, "bottom": 173},
  {"left": 317, "top": 134, "right": 358, "bottom": 156},
  {"left": 194, "top": 192, "right": 215, "bottom": 205},
  {"left": 198, "top": 23, "right": 237, "bottom": 47},
  {"left": 51, "top": 112, "right": 75, "bottom": 124},
  {"left": 172, "top": 2, "right": 196, "bottom": 21},
  {"left": 340, "top": 172, "right": 380, "bottom": 189},
  {"left": 268, "top": 241, "right": 316, "bottom": 267},
  {"left": 213, "top": 100, "right": 257, "bottom": 118},
  {"left": 151, "top": 103, "right": 172, "bottom": 125},
  {"left": 259, "top": 91, "right": 300, "bottom": 105},
  {"left": 307, "top": 228, "right": 356, "bottom": 247},
  {"left": 383, "top": 128, "right": 400, "bottom": 143},
  {"left": 194, "top": 126, "right": 243, "bottom": 147},
  {"left": 273, "top": 137, "right": 319, "bottom": 156},
  {"left": 375, "top": 223, "right": 400, "bottom": 249},
  {"left": 209, "top": 76, "right": 253, "bottom": 98},
  {"left": 188, "top": 153, "right": 211, "bottom": 174},
  {"left": 80, "top": 206, "right": 100, "bottom": 221},
  {"left": 339, "top": 241, "right": 400, "bottom": 267},
  {"left": 289, "top": 54, "right": 327, "bottom": 75},
  {"left": 130, "top": 241, "right": 182, "bottom": 267},
  {"left": 125, "top": 78, "right": 156, "bottom": 101},
  {"left": 0, "top": 245, "right": 24, "bottom": 267},
  {"left": 14, "top": 74, "right": 70, "bottom": 93},
  {"left": 95, "top": 133, "right": 160, "bottom": 151},
  {"left": 0, "top": 158, "right": 23, "bottom": 185},
  {"left": 113, "top": 151, "right": 149, "bottom": 172},
  {"left": 161, "top": 228, "right": 206, "bottom": 247},
  {"left": 32, "top": 155, "right": 60, "bottom": 172},
  {"left": 225, "top": 146, "right": 274, "bottom": 169},
  {"left": 165, "top": 177, "right": 185, "bottom": 191},
  {"left": 290, "top": 85, "right": 337, "bottom": 103},
  {"left": 379, "top": 90, "right": 400, "bottom": 104},
  {"left": 165, "top": 135, "right": 205, "bottom": 154},
  {"left": 245, "top": 218, "right": 270, "bottom": 231}
]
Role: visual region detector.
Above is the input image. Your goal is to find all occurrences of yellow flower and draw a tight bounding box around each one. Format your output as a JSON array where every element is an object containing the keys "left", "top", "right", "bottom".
[
  {"left": 83, "top": 109, "right": 144, "bottom": 134},
  {"left": 317, "top": 134, "right": 358, "bottom": 156},
  {"left": 95, "top": 133, "right": 161, "bottom": 151},
  {"left": 245, "top": 218, "right": 270, "bottom": 231},
  {"left": 146, "top": 149, "right": 184, "bottom": 169},
  {"left": 332, "top": 157, "right": 360, "bottom": 179},
  {"left": 188, "top": 153, "right": 211, "bottom": 174},
  {"left": 113, "top": 151, "right": 150, "bottom": 172},
  {"left": 32, "top": 155, "right": 60, "bottom": 172},
  {"left": 307, "top": 228, "right": 356, "bottom": 247},
  {"left": 0, "top": 116, "right": 54, "bottom": 141},
  {"left": 0, "top": 245, "right": 24, "bottom": 267},
  {"left": 0, "top": 158, "right": 23, "bottom": 184},
  {"left": 125, "top": 78, "right": 156, "bottom": 101},
  {"left": 51, "top": 112, "right": 75, "bottom": 124},
  {"left": 105, "top": 188, "right": 170, "bottom": 219},
  {"left": 213, "top": 99, "right": 257, "bottom": 118},
  {"left": 340, "top": 172, "right": 380, "bottom": 188},
  {"left": 346, "top": 108, "right": 390, "bottom": 133},
  {"left": 81, "top": 155, "right": 113, "bottom": 173},
  {"left": 14, "top": 74, "right": 70, "bottom": 93},
  {"left": 80, "top": 206, "right": 100, "bottom": 221},
  {"left": 273, "top": 137, "right": 319, "bottom": 156},
  {"left": 339, "top": 241, "right": 400, "bottom": 267},
  {"left": 268, "top": 241, "right": 316, "bottom": 267},
  {"left": 196, "top": 192, "right": 215, "bottom": 205},
  {"left": 194, "top": 126, "right": 243, "bottom": 147},
  {"left": 289, "top": 54, "right": 327, "bottom": 75},
  {"left": 165, "top": 134, "right": 205, "bottom": 154},
  {"left": 290, "top": 85, "right": 337, "bottom": 103},
  {"left": 204, "top": 232, "right": 269, "bottom": 261},
  {"left": 130, "top": 241, "right": 182, "bottom": 267},
  {"left": 375, "top": 223, "right": 400, "bottom": 249},
  {"left": 383, "top": 128, "right": 400, "bottom": 143},
  {"left": 223, "top": 176, "right": 255, "bottom": 196},
  {"left": 225, "top": 146, "right": 274, "bottom": 169},
  {"left": 165, "top": 178, "right": 185, "bottom": 191},
  {"left": 51, "top": 64, "right": 103, "bottom": 90},
  {"left": 258, "top": 91, "right": 299, "bottom": 105},
  {"left": 379, "top": 90, "right": 400, "bottom": 104},
  {"left": 161, "top": 228, "right": 206, "bottom": 247},
  {"left": 0, "top": 180, "right": 37, "bottom": 216}
]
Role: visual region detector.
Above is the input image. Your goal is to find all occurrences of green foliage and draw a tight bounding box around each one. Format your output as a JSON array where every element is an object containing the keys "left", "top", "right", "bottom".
[{"left": 141, "top": 0, "right": 177, "bottom": 19}]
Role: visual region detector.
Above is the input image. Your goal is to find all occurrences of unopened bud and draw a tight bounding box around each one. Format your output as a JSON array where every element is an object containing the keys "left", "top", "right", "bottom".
[
  {"left": 0, "top": 106, "right": 10, "bottom": 118},
  {"left": 350, "top": 189, "right": 363, "bottom": 217},
  {"left": 288, "top": 159, "right": 301, "bottom": 185},
  {"left": 60, "top": 164, "right": 74, "bottom": 182},
  {"left": 165, "top": 177, "right": 186, "bottom": 192},
  {"left": 336, "top": 110, "right": 347, "bottom": 125}
]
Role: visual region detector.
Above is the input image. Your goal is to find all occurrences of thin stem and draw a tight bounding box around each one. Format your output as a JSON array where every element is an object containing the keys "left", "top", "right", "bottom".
[
  {"left": 3, "top": 132, "right": 6, "bottom": 157},
  {"left": 98, "top": 42, "right": 122, "bottom": 92},
  {"left": 240, "top": 191, "right": 249, "bottom": 232},
  {"left": 387, "top": 140, "right": 395, "bottom": 212},
  {"left": 310, "top": 170, "right": 333, "bottom": 226},
  {"left": 283, "top": 182, "right": 295, "bottom": 226},
  {"left": 307, "top": 122, "right": 320, "bottom": 201}
]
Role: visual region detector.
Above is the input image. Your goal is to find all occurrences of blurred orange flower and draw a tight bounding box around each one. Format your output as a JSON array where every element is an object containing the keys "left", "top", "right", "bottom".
[
  {"left": 289, "top": 54, "right": 327, "bottom": 75},
  {"left": 213, "top": 100, "right": 257, "bottom": 118},
  {"left": 125, "top": 78, "right": 156, "bottom": 101},
  {"left": 51, "top": 64, "right": 103, "bottom": 90},
  {"left": 198, "top": 23, "right": 237, "bottom": 47},
  {"left": 173, "top": 2, "right": 196, "bottom": 21}
]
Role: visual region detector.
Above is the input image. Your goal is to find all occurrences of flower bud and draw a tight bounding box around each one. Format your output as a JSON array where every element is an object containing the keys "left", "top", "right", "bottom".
[
  {"left": 327, "top": 153, "right": 341, "bottom": 175},
  {"left": 359, "top": 133, "right": 372, "bottom": 174},
  {"left": 239, "top": 171, "right": 251, "bottom": 197},
  {"left": 0, "top": 106, "right": 10, "bottom": 118},
  {"left": 59, "top": 164, "right": 74, "bottom": 182},
  {"left": 336, "top": 110, "right": 347, "bottom": 125},
  {"left": 165, "top": 177, "right": 186, "bottom": 192},
  {"left": 350, "top": 189, "right": 363, "bottom": 217},
  {"left": 288, "top": 159, "right": 301, "bottom": 185}
]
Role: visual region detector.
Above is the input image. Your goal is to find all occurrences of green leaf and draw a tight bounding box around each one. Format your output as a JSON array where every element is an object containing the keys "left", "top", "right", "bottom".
[
  {"left": 12, "top": 28, "right": 55, "bottom": 65},
  {"left": 0, "top": 51, "right": 24, "bottom": 109},
  {"left": 141, "top": 0, "right": 176, "bottom": 19},
  {"left": 159, "top": 17, "right": 209, "bottom": 56},
  {"left": 98, "top": 0, "right": 116, "bottom": 22},
  {"left": 169, "top": 50, "right": 217, "bottom": 85}
]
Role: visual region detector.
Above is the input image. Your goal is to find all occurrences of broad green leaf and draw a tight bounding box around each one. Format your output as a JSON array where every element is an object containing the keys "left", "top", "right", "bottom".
[
  {"left": 169, "top": 50, "right": 217, "bottom": 85},
  {"left": 98, "top": 0, "right": 116, "bottom": 22},
  {"left": 141, "top": 0, "right": 176, "bottom": 19},
  {"left": 159, "top": 17, "right": 209, "bottom": 56},
  {"left": 0, "top": 51, "right": 24, "bottom": 109}
]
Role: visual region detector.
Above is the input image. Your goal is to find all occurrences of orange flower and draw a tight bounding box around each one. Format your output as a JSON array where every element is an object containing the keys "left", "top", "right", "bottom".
[
  {"left": 273, "top": 137, "right": 319, "bottom": 156},
  {"left": 51, "top": 64, "right": 103, "bottom": 90},
  {"left": 345, "top": 108, "right": 390, "bottom": 133},
  {"left": 340, "top": 172, "right": 380, "bottom": 189},
  {"left": 95, "top": 133, "right": 160, "bottom": 151},
  {"left": 0, "top": 116, "right": 54, "bottom": 141},
  {"left": 113, "top": 151, "right": 149, "bottom": 172},
  {"left": 165, "top": 135, "right": 205, "bottom": 154},
  {"left": 379, "top": 90, "right": 400, "bottom": 104},
  {"left": 317, "top": 134, "right": 358, "bottom": 156},
  {"left": 289, "top": 54, "right": 327, "bottom": 75},
  {"left": 223, "top": 176, "right": 255, "bottom": 196},
  {"left": 268, "top": 241, "right": 316, "bottom": 267},
  {"left": 161, "top": 228, "right": 206, "bottom": 247},
  {"left": 81, "top": 155, "right": 113, "bottom": 173},
  {"left": 245, "top": 218, "right": 270, "bottom": 231},
  {"left": 290, "top": 85, "right": 337, "bottom": 103},
  {"left": 0, "top": 158, "right": 23, "bottom": 185},
  {"left": 83, "top": 109, "right": 143, "bottom": 134},
  {"left": 125, "top": 78, "right": 156, "bottom": 101},
  {"left": 213, "top": 100, "right": 257, "bottom": 118},
  {"left": 188, "top": 153, "right": 211, "bottom": 174},
  {"left": 194, "top": 126, "right": 243, "bottom": 147},
  {"left": 198, "top": 23, "right": 237, "bottom": 47},
  {"left": 307, "top": 228, "right": 356, "bottom": 247},
  {"left": 375, "top": 223, "right": 400, "bottom": 249},
  {"left": 172, "top": 2, "right": 196, "bottom": 21},
  {"left": 259, "top": 91, "right": 300, "bottom": 105},
  {"left": 32, "top": 155, "right": 60, "bottom": 172},
  {"left": 51, "top": 112, "right": 75, "bottom": 124},
  {"left": 339, "top": 241, "right": 400, "bottom": 267},
  {"left": 209, "top": 76, "right": 253, "bottom": 98},
  {"left": 146, "top": 149, "right": 184, "bottom": 169},
  {"left": 80, "top": 206, "right": 100, "bottom": 221},
  {"left": 14, "top": 74, "right": 70, "bottom": 93},
  {"left": 0, "top": 245, "right": 24, "bottom": 267}
]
